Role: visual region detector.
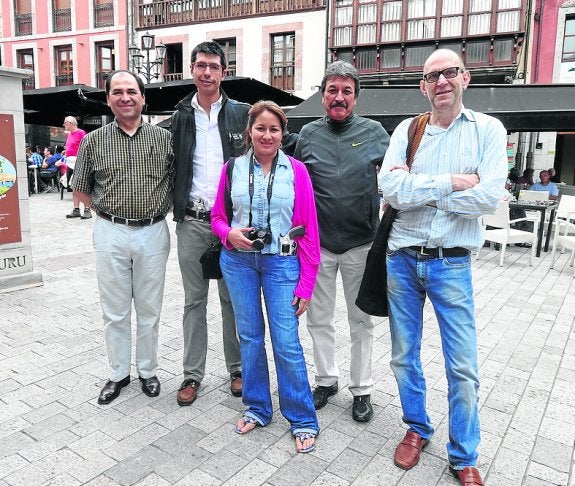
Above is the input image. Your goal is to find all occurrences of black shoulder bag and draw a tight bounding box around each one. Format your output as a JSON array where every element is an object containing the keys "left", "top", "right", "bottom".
[
  {"left": 355, "top": 113, "right": 430, "bottom": 317},
  {"left": 198, "top": 158, "right": 236, "bottom": 280}
]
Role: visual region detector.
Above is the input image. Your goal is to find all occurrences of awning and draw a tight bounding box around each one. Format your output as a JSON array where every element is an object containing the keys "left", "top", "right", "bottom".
[
  {"left": 23, "top": 77, "right": 304, "bottom": 127},
  {"left": 23, "top": 84, "right": 112, "bottom": 127},
  {"left": 286, "top": 84, "right": 575, "bottom": 133}
]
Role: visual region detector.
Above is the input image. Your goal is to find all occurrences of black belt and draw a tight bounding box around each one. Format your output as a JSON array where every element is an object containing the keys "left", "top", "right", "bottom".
[
  {"left": 407, "top": 246, "right": 470, "bottom": 258},
  {"left": 186, "top": 206, "right": 211, "bottom": 222},
  {"left": 96, "top": 210, "right": 164, "bottom": 227}
]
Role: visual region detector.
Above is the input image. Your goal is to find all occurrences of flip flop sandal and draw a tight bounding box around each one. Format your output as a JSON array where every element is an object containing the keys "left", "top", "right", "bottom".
[
  {"left": 294, "top": 431, "right": 316, "bottom": 453},
  {"left": 234, "top": 415, "right": 259, "bottom": 434}
]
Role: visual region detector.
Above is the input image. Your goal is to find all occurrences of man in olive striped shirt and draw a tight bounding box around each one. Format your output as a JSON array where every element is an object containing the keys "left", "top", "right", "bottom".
[{"left": 73, "top": 70, "right": 174, "bottom": 405}]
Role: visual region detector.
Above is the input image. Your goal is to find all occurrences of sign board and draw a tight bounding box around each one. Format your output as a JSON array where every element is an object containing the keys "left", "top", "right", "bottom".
[{"left": 0, "top": 114, "right": 22, "bottom": 244}]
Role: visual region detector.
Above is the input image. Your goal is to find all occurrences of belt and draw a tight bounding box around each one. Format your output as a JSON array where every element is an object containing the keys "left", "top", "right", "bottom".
[
  {"left": 96, "top": 210, "right": 165, "bottom": 227},
  {"left": 186, "top": 206, "right": 211, "bottom": 222},
  {"left": 407, "top": 246, "right": 470, "bottom": 258}
]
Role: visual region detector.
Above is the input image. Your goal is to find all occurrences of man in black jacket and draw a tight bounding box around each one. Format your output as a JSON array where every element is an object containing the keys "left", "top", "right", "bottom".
[
  {"left": 294, "top": 61, "right": 389, "bottom": 422},
  {"left": 171, "top": 41, "right": 247, "bottom": 406}
]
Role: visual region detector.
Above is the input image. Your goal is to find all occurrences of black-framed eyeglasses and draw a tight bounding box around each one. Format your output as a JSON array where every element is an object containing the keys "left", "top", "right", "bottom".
[
  {"left": 422, "top": 66, "right": 462, "bottom": 83},
  {"left": 193, "top": 62, "right": 222, "bottom": 72}
]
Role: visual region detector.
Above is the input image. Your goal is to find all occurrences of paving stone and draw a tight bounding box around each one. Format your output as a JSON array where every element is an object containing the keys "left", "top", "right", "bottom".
[
  {"left": 198, "top": 449, "right": 249, "bottom": 482},
  {"left": 221, "top": 458, "right": 277, "bottom": 486},
  {"left": 2, "top": 193, "right": 574, "bottom": 486},
  {"left": 103, "top": 445, "right": 171, "bottom": 485}
]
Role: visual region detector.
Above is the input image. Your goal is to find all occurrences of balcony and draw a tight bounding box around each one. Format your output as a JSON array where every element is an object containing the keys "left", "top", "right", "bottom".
[
  {"left": 137, "top": 0, "right": 324, "bottom": 28},
  {"left": 94, "top": 1, "right": 114, "bottom": 27},
  {"left": 162, "top": 72, "right": 183, "bottom": 82},
  {"left": 15, "top": 13, "right": 32, "bottom": 36},
  {"left": 53, "top": 8, "right": 72, "bottom": 32},
  {"left": 22, "top": 77, "right": 35, "bottom": 90}
]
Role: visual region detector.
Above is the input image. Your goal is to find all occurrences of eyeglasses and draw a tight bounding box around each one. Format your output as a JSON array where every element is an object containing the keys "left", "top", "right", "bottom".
[
  {"left": 422, "top": 66, "right": 462, "bottom": 83},
  {"left": 193, "top": 62, "right": 222, "bottom": 72}
]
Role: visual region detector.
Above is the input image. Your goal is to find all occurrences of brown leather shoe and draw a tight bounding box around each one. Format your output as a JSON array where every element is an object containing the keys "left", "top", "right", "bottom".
[
  {"left": 393, "top": 431, "right": 429, "bottom": 470},
  {"left": 450, "top": 466, "right": 484, "bottom": 486},
  {"left": 230, "top": 374, "right": 242, "bottom": 397},
  {"left": 177, "top": 379, "right": 199, "bottom": 406}
]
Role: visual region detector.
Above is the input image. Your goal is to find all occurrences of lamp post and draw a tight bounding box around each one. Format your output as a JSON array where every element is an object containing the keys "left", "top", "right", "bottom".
[{"left": 129, "top": 31, "right": 167, "bottom": 84}]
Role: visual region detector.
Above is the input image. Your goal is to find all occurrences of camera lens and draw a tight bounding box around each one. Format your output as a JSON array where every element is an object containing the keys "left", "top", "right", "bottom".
[{"left": 252, "top": 239, "right": 265, "bottom": 251}]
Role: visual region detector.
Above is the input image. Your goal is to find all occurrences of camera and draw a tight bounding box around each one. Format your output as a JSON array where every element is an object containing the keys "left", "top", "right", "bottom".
[
  {"left": 279, "top": 225, "right": 305, "bottom": 256},
  {"left": 245, "top": 228, "right": 272, "bottom": 251}
]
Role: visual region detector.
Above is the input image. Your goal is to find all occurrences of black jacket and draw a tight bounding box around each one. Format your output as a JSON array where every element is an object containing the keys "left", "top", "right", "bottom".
[
  {"left": 171, "top": 90, "right": 250, "bottom": 222},
  {"left": 294, "top": 114, "right": 390, "bottom": 254}
]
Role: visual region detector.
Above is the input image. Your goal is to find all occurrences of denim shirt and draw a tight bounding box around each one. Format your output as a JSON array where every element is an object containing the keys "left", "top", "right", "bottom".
[{"left": 230, "top": 149, "right": 295, "bottom": 254}]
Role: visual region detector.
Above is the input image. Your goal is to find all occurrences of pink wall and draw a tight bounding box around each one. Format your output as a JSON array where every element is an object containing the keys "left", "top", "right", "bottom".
[
  {"left": 531, "top": 0, "right": 560, "bottom": 83},
  {"left": 1, "top": 0, "right": 128, "bottom": 88}
]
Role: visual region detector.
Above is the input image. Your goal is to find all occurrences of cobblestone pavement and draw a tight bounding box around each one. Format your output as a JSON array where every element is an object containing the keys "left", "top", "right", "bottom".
[{"left": 1, "top": 191, "right": 574, "bottom": 486}]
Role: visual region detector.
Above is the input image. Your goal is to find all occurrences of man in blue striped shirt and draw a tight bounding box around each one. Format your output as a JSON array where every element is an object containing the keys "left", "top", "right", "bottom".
[{"left": 379, "top": 49, "right": 507, "bottom": 486}]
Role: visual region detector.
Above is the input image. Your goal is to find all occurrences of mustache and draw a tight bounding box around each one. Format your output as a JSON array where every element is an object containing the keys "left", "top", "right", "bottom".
[{"left": 330, "top": 102, "right": 347, "bottom": 109}]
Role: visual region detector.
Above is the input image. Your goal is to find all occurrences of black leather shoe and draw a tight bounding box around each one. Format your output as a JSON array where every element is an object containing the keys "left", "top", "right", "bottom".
[
  {"left": 97, "top": 376, "right": 130, "bottom": 404},
  {"left": 312, "top": 383, "right": 338, "bottom": 409},
  {"left": 139, "top": 376, "right": 161, "bottom": 397},
  {"left": 352, "top": 395, "right": 373, "bottom": 422}
]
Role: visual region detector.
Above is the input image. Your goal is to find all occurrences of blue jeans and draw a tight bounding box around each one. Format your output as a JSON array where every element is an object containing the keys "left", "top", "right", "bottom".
[
  {"left": 386, "top": 248, "right": 480, "bottom": 468},
  {"left": 220, "top": 248, "right": 319, "bottom": 435}
]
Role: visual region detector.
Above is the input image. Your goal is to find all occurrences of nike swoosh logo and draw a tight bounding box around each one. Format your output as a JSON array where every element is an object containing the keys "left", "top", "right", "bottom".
[{"left": 351, "top": 141, "right": 365, "bottom": 147}]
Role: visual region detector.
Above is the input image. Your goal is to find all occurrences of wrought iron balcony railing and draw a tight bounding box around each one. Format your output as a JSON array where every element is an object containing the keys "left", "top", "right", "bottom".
[{"left": 94, "top": 1, "right": 114, "bottom": 27}]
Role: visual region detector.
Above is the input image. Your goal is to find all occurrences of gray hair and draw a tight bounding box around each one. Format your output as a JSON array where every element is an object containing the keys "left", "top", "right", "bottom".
[
  {"left": 320, "top": 61, "right": 360, "bottom": 98},
  {"left": 64, "top": 116, "right": 78, "bottom": 126}
]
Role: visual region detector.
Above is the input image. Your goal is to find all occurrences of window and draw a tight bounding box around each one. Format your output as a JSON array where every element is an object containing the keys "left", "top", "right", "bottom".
[
  {"left": 334, "top": 0, "right": 353, "bottom": 47},
  {"left": 357, "top": 0, "right": 377, "bottom": 45},
  {"left": 355, "top": 48, "right": 377, "bottom": 70},
  {"left": 381, "top": 1, "right": 402, "bottom": 43},
  {"left": 215, "top": 38, "right": 236, "bottom": 76},
  {"left": 468, "top": 0, "right": 491, "bottom": 35},
  {"left": 440, "top": 0, "right": 463, "bottom": 38},
  {"left": 494, "top": 39, "right": 513, "bottom": 61},
  {"left": 14, "top": 0, "right": 32, "bottom": 36},
  {"left": 55, "top": 45, "right": 73, "bottom": 86},
  {"left": 270, "top": 33, "right": 295, "bottom": 91},
  {"left": 563, "top": 16, "right": 575, "bottom": 62},
  {"left": 52, "top": 0, "right": 71, "bottom": 32},
  {"left": 94, "top": 0, "right": 114, "bottom": 27},
  {"left": 95, "top": 42, "right": 115, "bottom": 89},
  {"left": 381, "top": 47, "right": 401, "bottom": 68},
  {"left": 17, "top": 49, "right": 35, "bottom": 89},
  {"left": 466, "top": 40, "right": 490, "bottom": 63},
  {"left": 406, "top": 0, "right": 437, "bottom": 40},
  {"left": 163, "top": 43, "right": 183, "bottom": 81},
  {"left": 405, "top": 44, "right": 434, "bottom": 67}
]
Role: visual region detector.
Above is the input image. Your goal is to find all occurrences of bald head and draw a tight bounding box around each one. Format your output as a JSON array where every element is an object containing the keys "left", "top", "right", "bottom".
[{"left": 423, "top": 49, "right": 465, "bottom": 74}]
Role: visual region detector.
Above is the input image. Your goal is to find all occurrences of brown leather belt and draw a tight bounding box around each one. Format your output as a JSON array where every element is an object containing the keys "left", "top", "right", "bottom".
[
  {"left": 96, "top": 210, "right": 164, "bottom": 227},
  {"left": 186, "top": 206, "right": 211, "bottom": 222},
  {"left": 407, "top": 246, "right": 470, "bottom": 258}
]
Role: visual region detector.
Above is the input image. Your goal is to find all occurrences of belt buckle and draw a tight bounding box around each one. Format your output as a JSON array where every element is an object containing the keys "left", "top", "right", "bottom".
[{"left": 419, "top": 246, "right": 430, "bottom": 256}]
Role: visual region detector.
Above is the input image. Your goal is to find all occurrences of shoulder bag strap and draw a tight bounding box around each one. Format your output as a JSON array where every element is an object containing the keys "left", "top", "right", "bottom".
[{"left": 405, "top": 112, "right": 430, "bottom": 169}]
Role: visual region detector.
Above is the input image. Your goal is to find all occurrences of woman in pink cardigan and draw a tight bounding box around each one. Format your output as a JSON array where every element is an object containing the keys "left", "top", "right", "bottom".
[{"left": 211, "top": 101, "right": 320, "bottom": 453}]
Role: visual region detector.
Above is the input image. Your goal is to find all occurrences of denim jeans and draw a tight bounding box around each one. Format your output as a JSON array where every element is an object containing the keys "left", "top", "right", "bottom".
[
  {"left": 220, "top": 248, "right": 319, "bottom": 435},
  {"left": 386, "top": 248, "right": 480, "bottom": 468}
]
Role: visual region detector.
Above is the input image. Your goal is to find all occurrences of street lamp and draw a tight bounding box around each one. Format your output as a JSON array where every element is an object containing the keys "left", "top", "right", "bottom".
[{"left": 129, "top": 32, "right": 167, "bottom": 84}]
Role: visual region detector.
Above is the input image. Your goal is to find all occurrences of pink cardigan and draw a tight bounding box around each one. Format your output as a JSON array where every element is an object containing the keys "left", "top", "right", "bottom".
[{"left": 211, "top": 154, "right": 321, "bottom": 300}]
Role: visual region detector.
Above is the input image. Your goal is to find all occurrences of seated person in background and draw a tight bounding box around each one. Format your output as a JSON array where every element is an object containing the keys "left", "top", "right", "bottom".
[
  {"left": 517, "top": 168, "right": 534, "bottom": 186},
  {"left": 26, "top": 146, "right": 43, "bottom": 194},
  {"left": 506, "top": 167, "right": 519, "bottom": 191},
  {"left": 39, "top": 146, "right": 59, "bottom": 193},
  {"left": 530, "top": 170, "right": 559, "bottom": 200},
  {"left": 548, "top": 167, "right": 561, "bottom": 183}
]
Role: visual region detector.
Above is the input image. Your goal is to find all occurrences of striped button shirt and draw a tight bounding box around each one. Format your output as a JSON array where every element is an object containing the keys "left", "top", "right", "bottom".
[
  {"left": 73, "top": 120, "right": 174, "bottom": 220},
  {"left": 378, "top": 107, "right": 508, "bottom": 251}
]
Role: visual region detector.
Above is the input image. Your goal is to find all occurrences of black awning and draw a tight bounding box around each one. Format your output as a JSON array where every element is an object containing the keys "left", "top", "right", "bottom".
[
  {"left": 23, "top": 84, "right": 112, "bottom": 127},
  {"left": 23, "top": 77, "right": 303, "bottom": 127},
  {"left": 286, "top": 84, "right": 575, "bottom": 133}
]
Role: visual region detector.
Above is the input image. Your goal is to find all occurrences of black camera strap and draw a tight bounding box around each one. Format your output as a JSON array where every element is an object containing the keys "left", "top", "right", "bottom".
[{"left": 248, "top": 152, "right": 278, "bottom": 232}]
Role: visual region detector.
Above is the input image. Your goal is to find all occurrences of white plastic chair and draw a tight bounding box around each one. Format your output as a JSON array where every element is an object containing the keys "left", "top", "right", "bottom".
[
  {"left": 480, "top": 199, "right": 539, "bottom": 266},
  {"left": 550, "top": 210, "right": 575, "bottom": 277},
  {"left": 551, "top": 194, "right": 575, "bottom": 236}
]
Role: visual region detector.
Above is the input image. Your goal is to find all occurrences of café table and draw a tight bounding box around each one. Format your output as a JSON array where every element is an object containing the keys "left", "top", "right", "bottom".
[{"left": 509, "top": 200, "right": 558, "bottom": 257}]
